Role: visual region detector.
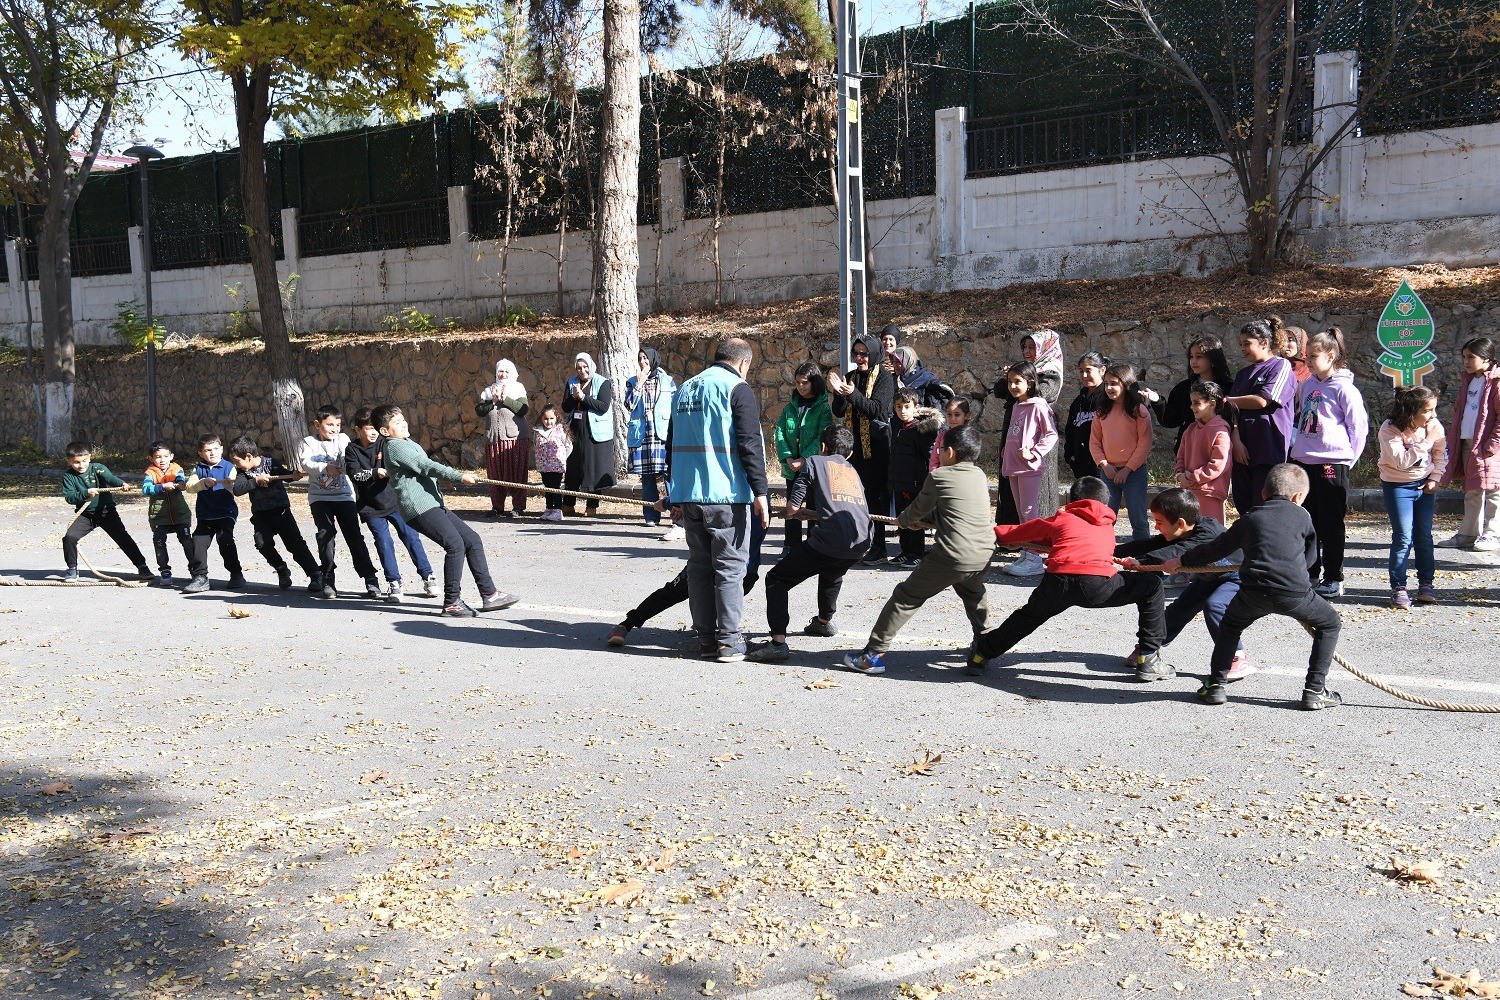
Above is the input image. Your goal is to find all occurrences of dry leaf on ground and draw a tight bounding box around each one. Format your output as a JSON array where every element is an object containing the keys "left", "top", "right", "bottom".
[
  {"left": 805, "top": 677, "right": 841, "bottom": 690},
  {"left": 93, "top": 823, "right": 160, "bottom": 846},
  {"left": 710, "top": 753, "right": 743, "bottom": 764},
  {"left": 648, "top": 847, "right": 677, "bottom": 872},
  {"left": 40, "top": 780, "right": 74, "bottom": 795},
  {"left": 227, "top": 606, "right": 252, "bottom": 619},
  {"left": 1390, "top": 855, "right": 1444, "bottom": 884},
  {"left": 1409, "top": 967, "right": 1500, "bottom": 998},
  {"left": 595, "top": 880, "right": 646, "bottom": 906},
  {"left": 359, "top": 770, "right": 389, "bottom": 785},
  {"left": 903, "top": 751, "right": 943, "bottom": 776}
]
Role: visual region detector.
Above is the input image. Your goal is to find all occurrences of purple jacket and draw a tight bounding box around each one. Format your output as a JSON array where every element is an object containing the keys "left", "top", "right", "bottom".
[
  {"left": 1290, "top": 368, "right": 1369, "bottom": 465},
  {"left": 1001, "top": 397, "right": 1059, "bottom": 476},
  {"left": 1231, "top": 356, "right": 1297, "bottom": 466}
]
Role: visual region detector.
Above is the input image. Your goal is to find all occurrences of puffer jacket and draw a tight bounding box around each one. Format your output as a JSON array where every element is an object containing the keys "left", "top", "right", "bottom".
[{"left": 1442, "top": 369, "right": 1500, "bottom": 491}]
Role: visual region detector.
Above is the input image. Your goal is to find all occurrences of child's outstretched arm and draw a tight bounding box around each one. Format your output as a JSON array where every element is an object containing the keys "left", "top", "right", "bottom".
[
  {"left": 994, "top": 517, "right": 1053, "bottom": 548},
  {"left": 895, "top": 474, "right": 938, "bottom": 530}
]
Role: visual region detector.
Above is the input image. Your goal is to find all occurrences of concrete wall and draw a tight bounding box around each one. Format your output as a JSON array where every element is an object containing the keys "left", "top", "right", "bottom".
[{"left": 2, "top": 52, "right": 1497, "bottom": 348}]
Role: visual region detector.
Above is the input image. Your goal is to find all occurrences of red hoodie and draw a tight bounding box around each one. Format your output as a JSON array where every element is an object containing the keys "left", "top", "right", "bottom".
[{"left": 993, "top": 499, "right": 1118, "bottom": 577}]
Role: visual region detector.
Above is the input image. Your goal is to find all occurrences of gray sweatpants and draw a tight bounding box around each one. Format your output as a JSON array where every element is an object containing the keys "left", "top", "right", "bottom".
[
  {"left": 866, "top": 557, "right": 992, "bottom": 654},
  {"left": 683, "top": 502, "right": 751, "bottom": 647}
]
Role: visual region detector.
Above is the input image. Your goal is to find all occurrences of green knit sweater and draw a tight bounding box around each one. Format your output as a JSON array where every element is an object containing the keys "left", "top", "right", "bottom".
[{"left": 381, "top": 436, "right": 463, "bottom": 520}]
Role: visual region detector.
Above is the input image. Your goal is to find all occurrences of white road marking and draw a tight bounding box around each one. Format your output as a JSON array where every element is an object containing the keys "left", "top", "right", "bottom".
[{"left": 744, "top": 923, "right": 1055, "bottom": 999}]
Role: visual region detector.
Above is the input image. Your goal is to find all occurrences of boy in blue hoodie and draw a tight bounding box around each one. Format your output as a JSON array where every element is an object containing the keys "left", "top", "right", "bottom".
[{"left": 182, "top": 433, "right": 244, "bottom": 594}]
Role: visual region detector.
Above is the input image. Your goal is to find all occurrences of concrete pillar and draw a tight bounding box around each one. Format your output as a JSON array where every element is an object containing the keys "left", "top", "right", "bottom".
[
  {"left": 446, "top": 185, "right": 472, "bottom": 300},
  {"left": 935, "top": 106, "right": 967, "bottom": 259},
  {"left": 658, "top": 157, "right": 686, "bottom": 308},
  {"left": 1312, "top": 50, "right": 1359, "bottom": 230},
  {"left": 280, "top": 207, "right": 301, "bottom": 271},
  {"left": 127, "top": 226, "right": 149, "bottom": 308},
  {"left": 4, "top": 238, "right": 23, "bottom": 324}
]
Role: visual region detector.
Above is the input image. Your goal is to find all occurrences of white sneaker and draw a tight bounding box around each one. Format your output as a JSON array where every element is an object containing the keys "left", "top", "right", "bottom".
[
  {"left": 660, "top": 525, "right": 685, "bottom": 542},
  {"left": 422, "top": 576, "right": 439, "bottom": 598},
  {"left": 1473, "top": 535, "right": 1499, "bottom": 552},
  {"left": 1436, "top": 534, "right": 1473, "bottom": 549},
  {"left": 384, "top": 581, "right": 404, "bottom": 604}
]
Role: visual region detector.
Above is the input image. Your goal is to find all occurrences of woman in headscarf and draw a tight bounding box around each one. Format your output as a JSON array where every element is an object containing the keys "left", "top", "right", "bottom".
[
  {"left": 625, "top": 346, "right": 678, "bottom": 537},
  {"left": 476, "top": 359, "right": 531, "bottom": 517},
  {"left": 562, "top": 352, "right": 617, "bottom": 518},
  {"left": 889, "top": 345, "right": 955, "bottom": 413},
  {"left": 774, "top": 361, "right": 834, "bottom": 551},
  {"left": 827, "top": 333, "right": 895, "bottom": 564},
  {"left": 993, "top": 328, "right": 1064, "bottom": 576}
]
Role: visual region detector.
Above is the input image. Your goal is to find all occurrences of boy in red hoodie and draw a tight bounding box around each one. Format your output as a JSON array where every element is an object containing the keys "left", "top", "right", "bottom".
[{"left": 966, "top": 476, "right": 1167, "bottom": 675}]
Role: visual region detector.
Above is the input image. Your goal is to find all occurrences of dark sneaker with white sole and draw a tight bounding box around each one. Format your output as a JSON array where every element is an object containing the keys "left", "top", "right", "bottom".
[
  {"left": 1197, "top": 681, "right": 1228, "bottom": 705},
  {"left": 716, "top": 642, "right": 747, "bottom": 663},
  {"left": 1133, "top": 651, "right": 1174, "bottom": 682},
  {"left": 182, "top": 576, "right": 209, "bottom": 594},
  {"left": 441, "top": 601, "right": 478, "bottom": 618},
  {"left": 1300, "top": 687, "right": 1343, "bottom": 711},
  {"left": 608, "top": 624, "right": 631, "bottom": 647},
  {"left": 479, "top": 592, "right": 519, "bottom": 612},
  {"left": 745, "top": 641, "right": 789, "bottom": 663},
  {"left": 803, "top": 617, "right": 838, "bottom": 638}
]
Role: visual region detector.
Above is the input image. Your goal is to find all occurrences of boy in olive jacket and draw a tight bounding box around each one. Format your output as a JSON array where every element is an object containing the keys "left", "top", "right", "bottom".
[{"left": 844, "top": 424, "right": 994, "bottom": 675}]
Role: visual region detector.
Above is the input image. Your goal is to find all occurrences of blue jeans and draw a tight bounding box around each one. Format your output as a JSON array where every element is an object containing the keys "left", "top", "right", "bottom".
[
  {"left": 366, "top": 511, "right": 434, "bottom": 583},
  {"left": 641, "top": 474, "right": 662, "bottom": 525},
  {"left": 1382, "top": 480, "right": 1435, "bottom": 589},
  {"left": 1165, "top": 572, "right": 1243, "bottom": 652},
  {"left": 1106, "top": 466, "right": 1150, "bottom": 541}
]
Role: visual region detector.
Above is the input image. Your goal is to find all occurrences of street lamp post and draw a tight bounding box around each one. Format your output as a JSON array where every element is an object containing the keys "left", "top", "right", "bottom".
[{"left": 124, "top": 144, "right": 164, "bottom": 441}]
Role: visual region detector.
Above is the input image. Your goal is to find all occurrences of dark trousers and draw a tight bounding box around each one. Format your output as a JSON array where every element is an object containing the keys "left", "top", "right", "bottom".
[
  {"left": 152, "top": 523, "right": 193, "bottom": 575},
  {"left": 63, "top": 507, "right": 146, "bottom": 570},
  {"left": 1298, "top": 462, "right": 1350, "bottom": 583},
  {"left": 1164, "top": 572, "right": 1243, "bottom": 652},
  {"left": 541, "top": 472, "right": 564, "bottom": 511},
  {"left": 783, "top": 517, "right": 804, "bottom": 550},
  {"left": 894, "top": 489, "right": 926, "bottom": 559},
  {"left": 189, "top": 517, "right": 242, "bottom": 578},
  {"left": 411, "top": 507, "right": 495, "bottom": 606},
  {"left": 1231, "top": 461, "right": 1277, "bottom": 515},
  {"left": 765, "top": 542, "right": 857, "bottom": 636},
  {"left": 975, "top": 571, "right": 1165, "bottom": 660},
  {"left": 1209, "top": 586, "right": 1341, "bottom": 691},
  {"left": 624, "top": 518, "right": 767, "bottom": 629},
  {"left": 311, "top": 500, "right": 376, "bottom": 585},
  {"left": 365, "top": 511, "right": 434, "bottom": 582},
  {"left": 251, "top": 509, "right": 320, "bottom": 578}
]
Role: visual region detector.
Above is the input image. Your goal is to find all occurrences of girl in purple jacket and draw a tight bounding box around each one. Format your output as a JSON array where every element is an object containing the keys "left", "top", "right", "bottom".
[{"left": 1226, "top": 319, "right": 1298, "bottom": 513}]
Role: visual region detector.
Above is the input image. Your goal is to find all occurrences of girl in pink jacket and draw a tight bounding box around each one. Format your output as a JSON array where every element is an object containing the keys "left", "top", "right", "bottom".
[
  {"left": 1000, "top": 362, "right": 1059, "bottom": 522},
  {"left": 1174, "top": 380, "right": 1232, "bottom": 523},
  {"left": 1438, "top": 337, "right": 1500, "bottom": 552}
]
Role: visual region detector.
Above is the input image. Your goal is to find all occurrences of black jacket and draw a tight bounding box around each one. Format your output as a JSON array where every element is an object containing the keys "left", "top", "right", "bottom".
[
  {"left": 1063, "top": 388, "right": 1100, "bottom": 480},
  {"left": 345, "top": 438, "right": 399, "bottom": 518},
  {"left": 1152, "top": 374, "right": 1233, "bottom": 451},
  {"left": 830, "top": 365, "right": 894, "bottom": 469},
  {"left": 1116, "top": 517, "right": 1240, "bottom": 569},
  {"left": 1181, "top": 498, "right": 1315, "bottom": 595},
  {"left": 231, "top": 456, "right": 295, "bottom": 514},
  {"left": 888, "top": 407, "right": 944, "bottom": 495}
]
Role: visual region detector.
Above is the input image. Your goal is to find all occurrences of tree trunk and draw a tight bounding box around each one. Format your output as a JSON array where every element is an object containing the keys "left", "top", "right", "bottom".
[
  {"left": 1246, "top": 0, "right": 1278, "bottom": 274},
  {"left": 37, "top": 194, "right": 74, "bottom": 455},
  {"left": 595, "top": 0, "right": 643, "bottom": 469},
  {"left": 234, "top": 69, "right": 306, "bottom": 466}
]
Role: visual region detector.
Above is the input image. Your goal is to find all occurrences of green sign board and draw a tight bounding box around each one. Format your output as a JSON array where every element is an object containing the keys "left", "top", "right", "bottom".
[{"left": 1376, "top": 280, "right": 1437, "bottom": 387}]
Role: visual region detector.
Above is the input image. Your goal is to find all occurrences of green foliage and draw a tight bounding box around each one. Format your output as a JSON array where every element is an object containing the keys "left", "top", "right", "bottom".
[
  {"left": 108, "top": 301, "right": 166, "bottom": 352},
  {"left": 484, "top": 303, "right": 539, "bottom": 328},
  {"left": 381, "top": 306, "right": 461, "bottom": 332},
  {"left": 223, "top": 283, "right": 259, "bottom": 340}
]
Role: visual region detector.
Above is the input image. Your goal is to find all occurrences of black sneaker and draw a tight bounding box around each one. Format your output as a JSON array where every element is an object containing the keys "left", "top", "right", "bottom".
[
  {"left": 320, "top": 582, "right": 337, "bottom": 600},
  {"left": 1133, "top": 651, "right": 1175, "bottom": 683},
  {"left": 803, "top": 617, "right": 838, "bottom": 638},
  {"left": 158, "top": 570, "right": 173, "bottom": 586},
  {"left": 1301, "top": 688, "right": 1343, "bottom": 711},
  {"left": 745, "top": 640, "right": 789, "bottom": 663},
  {"left": 227, "top": 574, "right": 247, "bottom": 590},
  {"left": 182, "top": 576, "right": 210, "bottom": 594},
  {"left": 1197, "top": 681, "right": 1228, "bottom": 706},
  {"left": 61, "top": 568, "right": 80, "bottom": 583},
  {"left": 307, "top": 573, "right": 324, "bottom": 594},
  {"left": 859, "top": 553, "right": 887, "bottom": 566},
  {"left": 479, "top": 592, "right": 519, "bottom": 612},
  {"left": 276, "top": 567, "right": 293, "bottom": 590},
  {"left": 441, "top": 601, "right": 478, "bottom": 618},
  {"left": 136, "top": 565, "right": 154, "bottom": 582},
  {"left": 964, "top": 643, "right": 990, "bottom": 676},
  {"left": 364, "top": 576, "right": 381, "bottom": 598}
]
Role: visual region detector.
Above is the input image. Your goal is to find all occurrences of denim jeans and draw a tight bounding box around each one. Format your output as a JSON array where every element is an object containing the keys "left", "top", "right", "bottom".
[
  {"left": 640, "top": 474, "right": 662, "bottom": 525},
  {"left": 1164, "top": 572, "right": 1243, "bottom": 652},
  {"left": 1382, "top": 479, "right": 1435, "bottom": 589},
  {"left": 1106, "top": 465, "right": 1150, "bottom": 541},
  {"left": 366, "top": 511, "right": 434, "bottom": 582}
]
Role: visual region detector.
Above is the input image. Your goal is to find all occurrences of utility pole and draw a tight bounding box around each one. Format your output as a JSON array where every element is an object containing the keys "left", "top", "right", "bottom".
[{"left": 835, "top": 0, "right": 866, "bottom": 372}]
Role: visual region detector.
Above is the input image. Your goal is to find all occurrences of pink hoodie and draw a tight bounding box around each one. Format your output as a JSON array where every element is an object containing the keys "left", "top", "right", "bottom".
[
  {"left": 1175, "top": 415, "right": 1231, "bottom": 501},
  {"left": 1001, "top": 397, "right": 1058, "bottom": 476}
]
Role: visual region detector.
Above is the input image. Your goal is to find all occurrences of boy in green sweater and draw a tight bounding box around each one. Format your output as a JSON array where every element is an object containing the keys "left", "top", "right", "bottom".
[
  {"left": 60, "top": 441, "right": 151, "bottom": 582},
  {"left": 371, "top": 404, "right": 519, "bottom": 618},
  {"left": 843, "top": 424, "right": 995, "bottom": 674}
]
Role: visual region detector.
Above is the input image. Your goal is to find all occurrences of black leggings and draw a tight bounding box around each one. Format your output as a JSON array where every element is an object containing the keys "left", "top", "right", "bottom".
[
  {"left": 311, "top": 500, "right": 377, "bottom": 585},
  {"left": 411, "top": 507, "right": 495, "bottom": 605},
  {"left": 1297, "top": 461, "right": 1350, "bottom": 584},
  {"left": 64, "top": 507, "right": 146, "bottom": 570}
]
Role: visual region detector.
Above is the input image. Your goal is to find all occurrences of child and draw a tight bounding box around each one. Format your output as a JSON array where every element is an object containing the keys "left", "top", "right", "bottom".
[
  {"left": 1225, "top": 319, "right": 1297, "bottom": 514},
  {"left": 844, "top": 424, "right": 994, "bottom": 675},
  {"left": 183, "top": 433, "right": 244, "bottom": 593},
  {"left": 1174, "top": 380, "right": 1232, "bottom": 523},
  {"left": 142, "top": 442, "right": 192, "bottom": 584},
  {"left": 747, "top": 425, "right": 872, "bottom": 663},
  {"left": 1064, "top": 351, "right": 1108, "bottom": 482},
  {"left": 372, "top": 404, "right": 518, "bottom": 617},
  {"left": 532, "top": 403, "right": 573, "bottom": 521},
  {"left": 1143, "top": 336, "right": 1234, "bottom": 452},
  {"left": 1160, "top": 463, "right": 1343, "bottom": 710},
  {"left": 1089, "top": 363, "right": 1154, "bottom": 540},
  {"left": 1377, "top": 386, "right": 1446, "bottom": 609},
  {"left": 1438, "top": 336, "right": 1500, "bottom": 552},
  {"left": 60, "top": 441, "right": 150, "bottom": 583},
  {"left": 1289, "top": 327, "right": 1369, "bottom": 598},
  {"left": 299, "top": 405, "right": 379, "bottom": 599},
  {"left": 1115, "top": 487, "right": 1253, "bottom": 683},
  {"left": 774, "top": 361, "right": 833, "bottom": 550},
  {"left": 929, "top": 396, "right": 979, "bottom": 472},
  {"left": 965, "top": 476, "right": 1166, "bottom": 677},
  {"left": 347, "top": 408, "right": 437, "bottom": 602},
  {"left": 1000, "top": 360, "right": 1059, "bottom": 523},
  {"left": 887, "top": 388, "right": 944, "bottom": 567},
  {"left": 227, "top": 436, "right": 322, "bottom": 592}
]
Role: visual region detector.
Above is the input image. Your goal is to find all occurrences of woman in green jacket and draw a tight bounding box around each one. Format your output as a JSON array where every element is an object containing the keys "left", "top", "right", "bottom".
[{"left": 774, "top": 361, "right": 833, "bottom": 549}]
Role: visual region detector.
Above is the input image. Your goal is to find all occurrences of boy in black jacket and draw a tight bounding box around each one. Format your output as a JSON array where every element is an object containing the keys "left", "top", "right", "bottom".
[
  {"left": 1114, "top": 488, "right": 1253, "bottom": 684},
  {"left": 347, "top": 408, "right": 436, "bottom": 603},
  {"left": 228, "top": 436, "right": 321, "bottom": 592},
  {"left": 1158, "top": 463, "right": 1343, "bottom": 710},
  {"left": 60, "top": 440, "right": 151, "bottom": 582},
  {"left": 887, "top": 389, "right": 943, "bottom": 567}
]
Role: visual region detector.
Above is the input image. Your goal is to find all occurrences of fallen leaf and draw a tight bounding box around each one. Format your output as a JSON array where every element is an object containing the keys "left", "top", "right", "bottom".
[
  {"left": 701, "top": 980, "right": 717, "bottom": 996},
  {"left": 1416, "top": 966, "right": 1500, "bottom": 998},
  {"left": 359, "top": 770, "right": 389, "bottom": 785},
  {"left": 227, "top": 606, "right": 252, "bottom": 619},
  {"left": 40, "top": 780, "right": 74, "bottom": 796},
  {"left": 710, "top": 753, "right": 743, "bottom": 764},
  {"left": 566, "top": 846, "right": 583, "bottom": 860},
  {"left": 648, "top": 847, "right": 677, "bottom": 872},
  {"left": 94, "top": 823, "right": 161, "bottom": 846},
  {"left": 1390, "top": 855, "right": 1444, "bottom": 884},
  {"left": 902, "top": 751, "right": 943, "bottom": 776},
  {"left": 1403, "top": 985, "right": 1436, "bottom": 998},
  {"left": 595, "top": 880, "right": 646, "bottom": 906},
  {"left": 805, "top": 677, "right": 841, "bottom": 690}
]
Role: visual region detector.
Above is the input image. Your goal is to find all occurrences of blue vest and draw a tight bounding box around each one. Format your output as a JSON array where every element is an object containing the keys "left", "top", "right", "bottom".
[
  {"left": 567, "top": 374, "right": 616, "bottom": 442},
  {"left": 626, "top": 371, "right": 676, "bottom": 448},
  {"left": 669, "top": 364, "right": 752, "bottom": 504}
]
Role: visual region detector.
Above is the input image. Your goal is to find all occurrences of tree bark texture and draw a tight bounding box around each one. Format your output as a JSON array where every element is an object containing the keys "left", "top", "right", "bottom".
[{"left": 38, "top": 174, "right": 74, "bottom": 454}]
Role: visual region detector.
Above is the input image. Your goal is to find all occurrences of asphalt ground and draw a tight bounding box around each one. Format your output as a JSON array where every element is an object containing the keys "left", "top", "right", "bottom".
[{"left": 2, "top": 477, "right": 1498, "bottom": 999}]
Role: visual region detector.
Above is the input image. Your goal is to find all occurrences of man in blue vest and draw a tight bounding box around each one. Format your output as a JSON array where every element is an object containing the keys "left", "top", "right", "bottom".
[{"left": 667, "top": 337, "right": 770, "bottom": 662}]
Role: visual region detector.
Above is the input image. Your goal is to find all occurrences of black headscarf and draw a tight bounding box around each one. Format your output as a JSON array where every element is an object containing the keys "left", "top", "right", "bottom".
[{"left": 641, "top": 346, "right": 665, "bottom": 379}]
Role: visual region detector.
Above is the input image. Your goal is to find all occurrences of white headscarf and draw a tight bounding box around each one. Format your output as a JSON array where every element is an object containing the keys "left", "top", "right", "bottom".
[
  {"left": 484, "top": 359, "right": 528, "bottom": 403},
  {"left": 573, "top": 353, "right": 597, "bottom": 384}
]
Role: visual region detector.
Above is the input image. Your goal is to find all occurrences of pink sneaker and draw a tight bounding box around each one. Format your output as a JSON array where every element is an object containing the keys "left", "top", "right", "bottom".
[{"left": 1225, "top": 652, "right": 1257, "bottom": 682}]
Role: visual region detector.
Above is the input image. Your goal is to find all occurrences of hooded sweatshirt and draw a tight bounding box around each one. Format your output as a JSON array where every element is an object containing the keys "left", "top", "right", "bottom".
[
  {"left": 893, "top": 461, "right": 994, "bottom": 572},
  {"left": 300, "top": 433, "right": 356, "bottom": 503},
  {"left": 1176, "top": 415, "right": 1232, "bottom": 501},
  {"left": 1001, "top": 397, "right": 1059, "bottom": 476},
  {"left": 994, "top": 498, "right": 1118, "bottom": 577},
  {"left": 1377, "top": 418, "right": 1447, "bottom": 484},
  {"left": 1290, "top": 368, "right": 1369, "bottom": 465}
]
